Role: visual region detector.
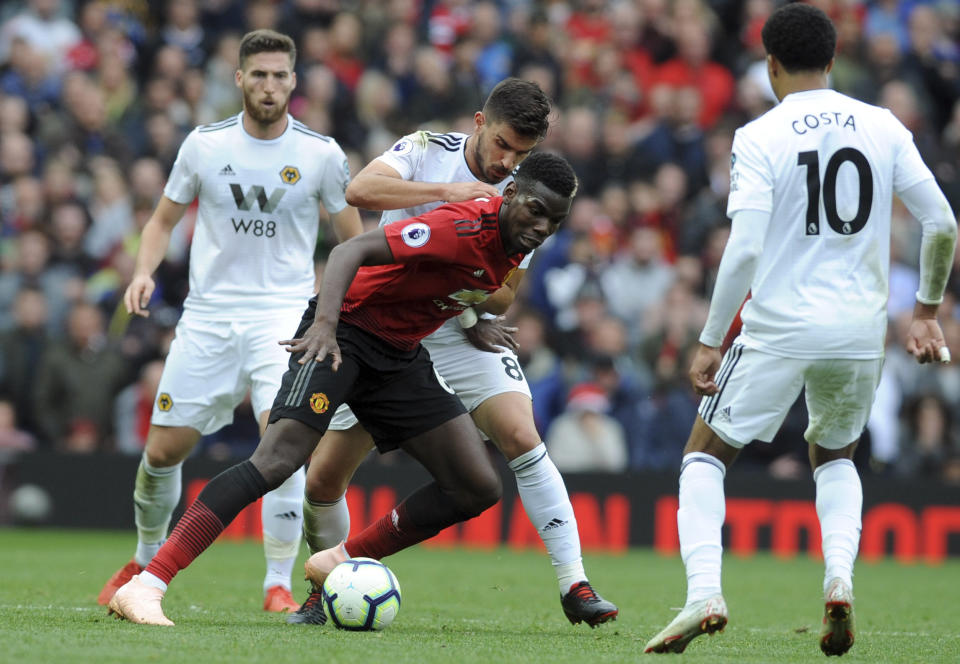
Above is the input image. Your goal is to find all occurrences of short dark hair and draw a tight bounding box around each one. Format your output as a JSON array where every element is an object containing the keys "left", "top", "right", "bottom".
[
  {"left": 483, "top": 78, "right": 551, "bottom": 141},
  {"left": 514, "top": 152, "right": 578, "bottom": 199},
  {"left": 761, "top": 3, "right": 836, "bottom": 73},
  {"left": 238, "top": 29, "right": 296, "bottom": 69}
]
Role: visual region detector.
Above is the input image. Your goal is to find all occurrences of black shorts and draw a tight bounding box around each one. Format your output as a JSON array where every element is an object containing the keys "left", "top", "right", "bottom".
[{"left": 269, "top": 315, "right": 466, "bottom": 452}]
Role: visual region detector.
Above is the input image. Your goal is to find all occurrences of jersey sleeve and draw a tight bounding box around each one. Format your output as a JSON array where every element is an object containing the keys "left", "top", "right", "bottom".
[
  {"left": 888, "top": 111, "right": 936, "bottom": 195},
  {"left": 317, "top": 140, "right": 350, "bottom": 215},
  {"left": 726, "top": 127, "right": 774, "bottom": 215},
  {"left": 384, "top": 212, "right": 460, "bottom": 263},
  {"left": 163, "top": 129, "right": 201, "bottom": 204},
  {"left": 375, "top": 132, "right": 426, "bottom": 181}
]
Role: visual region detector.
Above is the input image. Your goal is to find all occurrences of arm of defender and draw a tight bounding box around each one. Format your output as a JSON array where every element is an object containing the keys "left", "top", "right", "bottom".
[
  {"left": 345, "top": 160, "right": 498, "bottom": 211},
  {"left": 123, "top": 196, "right": 189, "bottom": 317},
  {"left": 898, "top": 179, "right": 958, "bottom": 363},
  {"left": 692, "top": 209, "right": 769, "bottom": 394},
  {"left": 329, "top": 205, "right": 364, "bottom": 242}
]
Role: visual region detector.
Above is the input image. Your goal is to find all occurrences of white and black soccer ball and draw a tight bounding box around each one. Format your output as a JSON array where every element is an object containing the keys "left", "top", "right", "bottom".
[{"left": 321, "top": 557, "right": 401, "bottom": 631}]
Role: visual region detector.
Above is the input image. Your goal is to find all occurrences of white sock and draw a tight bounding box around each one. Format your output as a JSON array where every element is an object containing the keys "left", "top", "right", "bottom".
[
  {"left": 138, "top": 571, "right": 168, "bottom": 593},
  {"left": 302, "top": 493, "right": 350, "bottom": 555},
  {"left": 814, "top": 458, "right": 861, "bottom": 593},
  {"left": 133, "top": 453, "right": 182, "bottom": 568},
  {"left": 508, "top": 443, "right": 586, "bottom": 595},
  {"left": 261, "top": 467, "right": 305, "bottom": 592},
  {"left": 678, "top": 452, "right": 726, "bottom": 605}
]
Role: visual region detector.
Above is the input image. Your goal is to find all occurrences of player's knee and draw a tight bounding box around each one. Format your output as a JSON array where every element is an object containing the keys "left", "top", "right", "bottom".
[
  {"left": 305, "top": 460, "right": 351, "bottom": 502},
  {"left": 492, "top": 424, "right": 542, "bottom": 461},
  {"left": 144, "top": 443, "right": 187, "bottom": 468},
  {"left": 456, "top": 471, "right": 502, "bottom": 518}
]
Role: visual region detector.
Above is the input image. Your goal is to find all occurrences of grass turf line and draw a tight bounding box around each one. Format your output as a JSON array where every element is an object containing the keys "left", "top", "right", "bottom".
[{"left": 1, "top": 529, "right": 958, "bottom": 663}]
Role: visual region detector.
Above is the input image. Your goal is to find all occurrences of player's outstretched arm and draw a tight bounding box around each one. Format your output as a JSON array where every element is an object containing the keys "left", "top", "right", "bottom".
[
  {"left": 123, "top": 196, "right": 188, "bottom": 317},
  {"left": 280, "top": 229, "right": 393, "bottom": 367},
  {"left": 345, "top": 160, "right": 498, "bottom": 211}
]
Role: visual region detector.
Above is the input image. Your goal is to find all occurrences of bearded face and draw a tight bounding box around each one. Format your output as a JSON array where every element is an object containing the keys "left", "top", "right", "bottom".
[{"left": 237, "top": 51, "right": 296, "bottom": 126}]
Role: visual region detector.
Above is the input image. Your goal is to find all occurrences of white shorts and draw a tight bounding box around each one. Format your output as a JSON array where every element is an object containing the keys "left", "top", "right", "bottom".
[
  {"left": 328, "top": 317, "right": 532, "bottom": 431},
  {"left": 152, "top": 309, "right": 305, "bottom": 435},
  {"left": 698, "top": 342, "right": 883, "bottom": 449}
]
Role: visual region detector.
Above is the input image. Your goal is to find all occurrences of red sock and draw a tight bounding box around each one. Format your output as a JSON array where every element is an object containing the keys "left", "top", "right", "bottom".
[
  {"left": 145, "top": 500, "right": 224, "bottom": 584},
  {"left": 345, "top": 502, "right": 441, "bottom": 560}
]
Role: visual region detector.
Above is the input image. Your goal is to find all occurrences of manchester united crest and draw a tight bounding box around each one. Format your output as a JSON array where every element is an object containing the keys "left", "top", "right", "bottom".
[{"left": 309, "top": 392, "right": 330, "bottom": 414}]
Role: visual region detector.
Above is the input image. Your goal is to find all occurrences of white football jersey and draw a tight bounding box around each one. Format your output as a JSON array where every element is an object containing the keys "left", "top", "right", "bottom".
[
  {"left": 728, "top": 88, "right": 934, "bottom": 358},
  {"left": 164, "top": 113, "right": 349, "bottom": 319},
  {"left": 375, "top": 131, "right": 533, "bottom": 269}
]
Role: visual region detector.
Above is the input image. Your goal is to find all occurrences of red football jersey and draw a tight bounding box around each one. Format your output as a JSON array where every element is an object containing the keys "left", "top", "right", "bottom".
[{"left": 340, "top": 196, "right": 523, "bottom": 350}]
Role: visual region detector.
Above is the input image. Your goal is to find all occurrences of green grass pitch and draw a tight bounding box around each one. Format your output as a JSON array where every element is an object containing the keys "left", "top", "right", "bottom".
[{"left": 1, "top": 529, "right": 958, "bottom": 663}]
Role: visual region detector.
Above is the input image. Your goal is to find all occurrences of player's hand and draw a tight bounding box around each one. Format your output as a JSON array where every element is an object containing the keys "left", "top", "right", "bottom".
[
  {"left": 463, "top": 316, "right": 519, "bottom": 353},
  {"left": 689, "top": 343, "right": 723, "bottom": 396},
  {"left": 905, "top": 317, "right": 950, "bottom": 365},
  {"left": 441, "top": 181, "right": 500, "bottom": 203},
  {"left": 123, "top": 274, "right": 156, "bottom": 317},
  {"left": 280, "top": 321, "right": 341, "bottom": 369}
]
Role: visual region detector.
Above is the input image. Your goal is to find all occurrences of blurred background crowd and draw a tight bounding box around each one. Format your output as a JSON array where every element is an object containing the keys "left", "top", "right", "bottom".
[{"left": 1, "top": 0, "right": 959, "bottom": 484}]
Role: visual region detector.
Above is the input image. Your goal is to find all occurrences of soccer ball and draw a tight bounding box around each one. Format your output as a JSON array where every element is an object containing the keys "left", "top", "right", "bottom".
[{"left": 321, "top": 557, "right": 401, "bottom": 631}]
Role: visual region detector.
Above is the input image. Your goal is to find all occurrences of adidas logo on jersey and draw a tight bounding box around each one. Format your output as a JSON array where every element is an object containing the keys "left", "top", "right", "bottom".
[
  {"left": 473, "top": 268, "right": 485, "bottom": 277},
  {"left": 716, "top": 406, "right": 732, "bottom": 423},
  {"left": 219, "top": 164, "right": 235, "bottom": 175}
]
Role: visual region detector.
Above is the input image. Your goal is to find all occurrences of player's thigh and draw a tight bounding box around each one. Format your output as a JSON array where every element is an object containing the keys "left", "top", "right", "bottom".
[
  {"left": 697, "top": 343, "right": 806, "bottom": 447},
  {"left": 306, "top": 424, "right": 375, "bottom": 501},
  {"left": 422, "top": 328, "right": 532, "bottom": 414},
  {"left": 152, "top": 317, "right": 245, "bottom": 435},
  {"left": 399, "top": 412, "right": 501, "bottom": 507},
  {"left": 470, "top": 392, "right": 540, "bottom": 461},
  {"left": 143, "top": 424, "right": 203, "bottom": 467},
  {"left": 803, "top": 357, "right": 883, "bottom": 449},
  {"left": 243, "top": 310, "right": 307, "bottom": 419}
]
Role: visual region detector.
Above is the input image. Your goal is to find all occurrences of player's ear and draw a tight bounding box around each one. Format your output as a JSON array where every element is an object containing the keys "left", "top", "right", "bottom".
[
  {"left": 235, "top": 68, "right": 243, "bottom": 88},
  {"left": 474, "top": 111, "right": 485, "bottom": 132},
  {"left": 824, "top": 57, "right": 835, "bottom": 75},
  {"left": 502, "top": 181, "right": 518, "bottom": 202}
]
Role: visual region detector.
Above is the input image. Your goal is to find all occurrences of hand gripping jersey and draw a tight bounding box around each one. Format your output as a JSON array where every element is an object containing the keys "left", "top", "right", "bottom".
[
  {"left": 340, "top": 196, "right": 523, "bottom": 350},
  {"left": 163, "top": 113, "right": 350, "bottom": 320},
  {"left": 727, "top": 89, "right": 935, "bottom": 358}
]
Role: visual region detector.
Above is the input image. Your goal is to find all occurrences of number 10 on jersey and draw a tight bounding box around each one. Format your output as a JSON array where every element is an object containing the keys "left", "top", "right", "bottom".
[{"left": 798, "top": 148, "right": 874, "bottom": 236}]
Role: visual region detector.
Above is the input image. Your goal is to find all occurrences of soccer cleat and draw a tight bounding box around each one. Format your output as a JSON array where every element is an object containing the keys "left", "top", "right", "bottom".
[
  {"left": 285, "top": 588, "right": 327, "bottom": 625},
  {"left": 107, "top": 575, "right": 174, "bottom": 626},
  {"left": 820, "top": 578, "right": 855, "bottom": 656},
  {"left": 561, "top": 581, "right": 619, "bottom": 627},
  {"left": 303, "top": 542, "right": 348, "bottom": 589},
  {"left": 263, "top": 585, "right": 300, "bottom": 613},
  {"left": 97, "top": 558, "right": 144, "bottom": 605},
  {"left": 644, "top": 595, "right": 728, "bottom": 653}
]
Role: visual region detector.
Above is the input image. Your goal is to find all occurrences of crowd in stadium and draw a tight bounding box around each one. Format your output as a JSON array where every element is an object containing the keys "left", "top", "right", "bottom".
[{"left": 0, "top": 0, "right": 959, "bottom": 483}]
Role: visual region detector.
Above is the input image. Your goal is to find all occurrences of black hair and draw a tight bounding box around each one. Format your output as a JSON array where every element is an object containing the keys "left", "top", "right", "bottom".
[
  {"left": 514, "top": 152, "right": 578, "bottom": 199},
  {"left": 238, "top": 29, "right": 297, "bottom": 69},
  {"left": 761, "top": 2, "right": 836, "bottom": 73},
  {"left": 483, "top": 78, "right": 551, "bottom": 140}
]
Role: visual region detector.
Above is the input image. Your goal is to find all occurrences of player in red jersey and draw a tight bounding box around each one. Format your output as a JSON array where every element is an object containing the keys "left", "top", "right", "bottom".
[{"left": 106, "top": 152, "right": 578, "bottom": 626}]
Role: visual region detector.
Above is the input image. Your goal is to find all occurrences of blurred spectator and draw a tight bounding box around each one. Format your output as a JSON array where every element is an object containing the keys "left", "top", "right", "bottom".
[
  {"left": 0, "top": 228, "right": 80, "bottom": 332},
  {"left": 0, "top": 396, "right": 35, "bottom": 451},
  {"left": 0, "top": 286, "right": 48, "bottom": 433},
  {"left": 600, "top": 225, "right": 675, "bottom": 338},
  {"left": 897, "top": 394, "right": 959, "bottom": 480},
  {"left": 32, "top": 300, "right": 129, "bottom": 449},
  {"left": 545, "top": 382, "right": 629, "bottom": 472},
  {"left": 0, "top": 0, "right": 81, "bottom": 75},
  {"left": 113, "top": 358, "right": 164, "bottom": 454}
]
